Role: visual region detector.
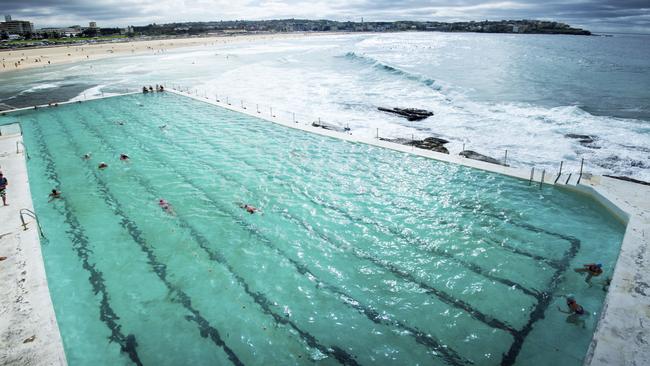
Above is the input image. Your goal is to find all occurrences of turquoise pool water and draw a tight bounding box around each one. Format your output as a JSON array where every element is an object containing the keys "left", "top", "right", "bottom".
[{"left": 0, "top": 93, "right": 625, "bottom": 365}]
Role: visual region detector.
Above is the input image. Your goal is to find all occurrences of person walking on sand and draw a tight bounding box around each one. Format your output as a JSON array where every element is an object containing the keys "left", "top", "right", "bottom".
[{"left": 0, "top": 172, "right": 8, "bottom": 206}]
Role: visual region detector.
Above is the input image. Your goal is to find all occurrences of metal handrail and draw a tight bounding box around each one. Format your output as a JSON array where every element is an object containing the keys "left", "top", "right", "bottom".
[
  {"left": 19, "top": 208, "right": 45, "bottom": 238},
  {"left": 16, "top": 141, "right": 30, "bottom": 160}
]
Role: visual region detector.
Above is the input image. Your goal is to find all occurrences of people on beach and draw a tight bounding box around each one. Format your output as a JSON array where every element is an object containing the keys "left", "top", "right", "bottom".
[
  {"left": 575, "top": 263, "right": 603, "bottom": 285},
  {"left": 48, "top": 189, "right": 62, "bottom": 202},
  {"left": 0, "top": 172, "right": 8, "bottom": 206},
  {"left": 119, "top": 154, "right": 129, "bottom": 161},
  {"left": 158, "top": 199, "right": 175, "bottom": 215},
  {"left": 239, "top": 203, "right": 259, "bottom": 214},
  {"left": 98, "top": 162, "right": 108, "bottom": 169}
]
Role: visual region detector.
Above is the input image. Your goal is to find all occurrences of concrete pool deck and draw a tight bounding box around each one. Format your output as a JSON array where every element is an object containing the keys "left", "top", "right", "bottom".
[
  {"left": 0, "top": 90, "right": 647, "bottom": 365},
  {"left": 0, "top": 128, "right": 67, "bottom": 366}
]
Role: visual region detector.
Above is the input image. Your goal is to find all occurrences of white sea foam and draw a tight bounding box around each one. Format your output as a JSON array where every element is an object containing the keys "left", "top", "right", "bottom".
[{"left": 6, "top": 32, "right": 649, "bottom": 181}]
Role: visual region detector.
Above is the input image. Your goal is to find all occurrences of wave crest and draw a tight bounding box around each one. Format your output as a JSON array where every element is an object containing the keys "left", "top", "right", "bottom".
[{"left": 343, "top": 52, "right": 442, "bottom": 91}]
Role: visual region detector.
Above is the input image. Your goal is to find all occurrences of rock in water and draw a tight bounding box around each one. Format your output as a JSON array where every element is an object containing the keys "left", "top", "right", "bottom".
[
  {"left": 380, "top": 136, "right": 449, "bottom": 154},
  {"left": 459, "top": 150, "right": 507, "bottom": 166},
  {"left": 565, "top": 133, "right": 599, "bottom": 148},
  {"left": 378, "top": 107, "right": 434, "bottom": 121}
]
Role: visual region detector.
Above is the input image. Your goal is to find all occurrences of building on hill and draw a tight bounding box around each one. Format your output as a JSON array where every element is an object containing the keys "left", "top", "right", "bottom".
[{"left": 1, "top": 15, "right": 34, "bottom": 35}]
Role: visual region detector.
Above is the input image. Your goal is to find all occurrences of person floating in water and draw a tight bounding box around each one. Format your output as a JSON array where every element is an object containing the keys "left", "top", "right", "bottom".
[
  {"left": 159, "top": 124, "right": 167, "bottom": 130},
  {"left": 575, "top": 263, "right": 603, "bottom": 285},
  {"left": 98, "top": 162, "right": 108, "bottom": 169},
  {"left": 558, "top": 296, "right": 587, "bottom": 328},
  {"left": 239, "top": 203, "right": 259, "bottom": 214},
  {"left": 158, "top": 199, "right": 175, "bottom": 215},
  {"left": 119, "top": 154, "right": 129, "bottom": 161},
  {"left": 48, "top": 189, "right": 61, "bottom": 202},
  {"left": 82, "top": 153, "right": 92, "bottom": 160}
]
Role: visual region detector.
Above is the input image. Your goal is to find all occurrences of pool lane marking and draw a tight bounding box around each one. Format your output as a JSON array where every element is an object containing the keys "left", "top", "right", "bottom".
[
  {"left": 103, "top": 99, "right": 519, "bottom": 340},
  {"left": 166, "top": 91, "right": 586, "bottom": 365},
  {"left": 159, "top": 98, "right": 562, "bottom": 283},
  {"left": 68, "top": 111, "right": 362, "bottom": 366},
  {"left": 30, "top": 122, "right": 144, "bottom": 366},
  {"left": 151, "top": 108, "right": 541, "bottom": 306},
  {"left": 84, "top": 101, "right": 472, "bottom": 366},
  {"left": 48, "top": 116, "right": 246, "bottom": 366},
  {"left": 154, "top": 94, "right": 588, "bottom": 363},
  {"left": 108, "top": 110, "right": 472, "bottom": 366}
]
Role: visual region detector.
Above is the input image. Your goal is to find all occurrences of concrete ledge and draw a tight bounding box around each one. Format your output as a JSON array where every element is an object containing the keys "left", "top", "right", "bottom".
[{"left": 0, "top": 129, "right": 67, "bottom": 366}]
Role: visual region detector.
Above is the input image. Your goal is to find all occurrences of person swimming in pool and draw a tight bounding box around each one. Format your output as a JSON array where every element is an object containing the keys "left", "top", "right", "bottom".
[
  {"left": 82, "top": 153, "right": 92, "bottom": 160},
  {"left": 48, "top": 189, "right": 61, "bottom": 202},
  {"left": 239, "top": 203, "right": 259, "bottom": 214},
  {"left": 98, "top": 162, "right": 108, "bottom": 169},
  {"left": 159, "top": 199, "right": 175, "bottom": 215},
  {"left": 575, "top": 263, "right": 603, "bottom": 285},
  {"left": 119, "top": 154, "right": 129, "bottom": 161},
  {"left": 558, "top": 296, "right": 587, "bottom": 328}
]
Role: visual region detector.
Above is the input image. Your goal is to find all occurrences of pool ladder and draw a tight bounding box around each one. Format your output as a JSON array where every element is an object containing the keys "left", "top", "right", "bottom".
[
  {"left": 16, "top": 141, "right": 30, "bottom": 160},
  {"left": 20, "top": 208, "right": 45, "bottom": 238}
]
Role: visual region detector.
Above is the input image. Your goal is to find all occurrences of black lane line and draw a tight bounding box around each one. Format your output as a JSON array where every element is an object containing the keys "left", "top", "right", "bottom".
[
  {"left": 88, "top": 102, "right": 471, "bottom": 366},
  {"left": 30, "top": 122, "right": 143, "bottom": 366},
  {"left": 165, "top": 94, "right": 588, "bottom": 364},
  {"left": 153, "top": 110, "right": 538, "bottom": 306},
  {"left": 171, "top": 92, "right": 586, "bottom": 365},
  {"left": 68, "top": 110, "right": 361, "bottom": 366},
  {"left": 104, "top": 102, "right": 518, "bottom": 338},
  {"left": 156, "top": 103, "right": 548, "bottom": 297},
  {"left": 47, "top": 116, "right": 245, "bottom": 366},
  {"left": 170, "top": 97, "right": 559, "bottom": 268}
]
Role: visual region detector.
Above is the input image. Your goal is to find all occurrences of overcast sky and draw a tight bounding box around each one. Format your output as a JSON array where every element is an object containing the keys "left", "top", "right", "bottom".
[{"left": 1, "top": 0, "right": 649, "bottom": 33}]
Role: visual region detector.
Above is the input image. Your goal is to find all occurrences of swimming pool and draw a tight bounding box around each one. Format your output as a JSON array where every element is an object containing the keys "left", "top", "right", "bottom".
[{"left": 0, "top": 93, "right": 625, "bottom": 365}]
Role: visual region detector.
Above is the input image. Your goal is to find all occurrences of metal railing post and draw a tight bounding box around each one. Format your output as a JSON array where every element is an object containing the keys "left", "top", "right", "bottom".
[
  {"left": 529, "top": 167, "right": 535, "bottom": 186},
  {"left": 256, "top": 104, "right": 260, "bottom": 113},
  {"left": 539, "top": 169, "right": 545, "bottom": 189},
  {"left": 554, "top": 161, "right": 563, "bottom": 184},
  {"left": 376, "top": 128, "right": 379, "bottom": 139},
  {"left": 504, "top": 149, "right": 508, "bottom": 165},
  {"left": 241, "top": 100, "right": 246, "bottom": 109},
  {"left": 577, "top": 158, "right": 584, "bottom": 184}
]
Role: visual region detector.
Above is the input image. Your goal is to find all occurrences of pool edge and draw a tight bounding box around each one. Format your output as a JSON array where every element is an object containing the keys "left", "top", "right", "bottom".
[
  {"left": 0, "top": 129, "right": 68, "bottom": 366},
  {"left": 2, "top": 89, "right": 648, "bottom": 365}
]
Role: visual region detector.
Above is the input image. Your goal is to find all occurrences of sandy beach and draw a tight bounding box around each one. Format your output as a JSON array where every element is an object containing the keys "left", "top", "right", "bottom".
[{"left": 0, "top": 33, "right": 319, "bottom": 73}]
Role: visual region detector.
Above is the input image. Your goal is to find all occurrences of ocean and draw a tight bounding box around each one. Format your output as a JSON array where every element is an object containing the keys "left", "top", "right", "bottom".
[{"left": 1, "top": 32, "right": 649, "bottom": 180}]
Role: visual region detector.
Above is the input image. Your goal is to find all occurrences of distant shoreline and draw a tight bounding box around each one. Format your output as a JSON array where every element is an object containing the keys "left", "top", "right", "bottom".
[{"left": 0, "top": 32, "right": 333, "bottom": 74}]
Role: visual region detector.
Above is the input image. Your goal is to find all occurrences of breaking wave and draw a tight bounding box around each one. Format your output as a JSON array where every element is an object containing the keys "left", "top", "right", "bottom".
[{"left": 343, "top": 52, "right": 442, "bottom": 91}]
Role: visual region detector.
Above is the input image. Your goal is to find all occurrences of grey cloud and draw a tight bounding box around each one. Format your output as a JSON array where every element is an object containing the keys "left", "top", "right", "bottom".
[{"left": 0, "top": 0, "right": 648, "bottom": 32}]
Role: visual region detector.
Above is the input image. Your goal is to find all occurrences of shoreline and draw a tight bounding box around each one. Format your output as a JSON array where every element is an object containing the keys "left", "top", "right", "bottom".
[{"left": 0, "top": 32, "right": 334, "bottom": 74}]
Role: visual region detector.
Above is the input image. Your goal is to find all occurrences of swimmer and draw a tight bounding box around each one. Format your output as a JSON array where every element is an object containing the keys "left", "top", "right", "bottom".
[
  {"left": 82, "top": 153, "right": 92, "bottom": 160},
  {"left": 48, "top": 189, "right": 61, "bottom": 202},
  {"left": 575, "top": 263, "right": 603, "bottom": 285},
  {"left": 159, "top": 124, "right": 167, "bottom": 130},
  {"left": 98, "top": 162, "right": 108, "bottom": 169},
  {"left": 239, "top": 203, "right": 259, "bottom": 214},
  {"left": 119, "top": 154, "right": 129, "bottom": 161},
  {"left": 158, "top": 199, "right": 175, "bottom": 215},
  {"left": 558, "top": 297, "right": 586, "bottom": 315}
]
